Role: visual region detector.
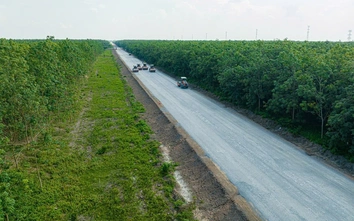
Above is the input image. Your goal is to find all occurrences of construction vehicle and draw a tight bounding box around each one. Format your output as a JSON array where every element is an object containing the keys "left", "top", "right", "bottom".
[
  {"left": 149, "top": 65, "right": 156, "bottom": 72},
  {"left": 177, "top": 77, "right": 188, "bottom": 89},
  {"left": 132, "top": 65, "right": 139, "bottom": 72}
]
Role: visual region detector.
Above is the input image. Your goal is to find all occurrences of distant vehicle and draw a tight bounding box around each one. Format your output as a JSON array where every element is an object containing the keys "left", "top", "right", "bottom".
[
  {"left": 142, "top": 63, "right": 148, "bottom": 70},
  {"left": 132, "top": 65, "right": 139, "bottom": 72},
  {"left": 129, "top": 53, "right": 131, "bottom": 56},
  {"left": 177, "top": 77, "right": 188, "bottom": 89},
  {"left": 149, "top": 65, "right": 156, "bottom": 72},
  {"left": 137, "top": 64, "right": 143, "bottom": 70}
]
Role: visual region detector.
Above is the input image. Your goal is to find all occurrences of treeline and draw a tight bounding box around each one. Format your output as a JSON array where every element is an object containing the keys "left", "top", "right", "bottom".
[
  {"left": 0, "top": 38, "right": 107, "bottom": 145},
  {"left": 115, "top": 40, "right": 354, "bottom": 159}
]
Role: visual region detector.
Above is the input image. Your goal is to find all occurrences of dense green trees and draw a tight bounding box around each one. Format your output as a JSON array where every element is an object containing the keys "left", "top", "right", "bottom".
[
  {"left": 115, "top": 39, "right": 354, "bottom": 159},
  {"left": 0, "top": 39, "right": 39, "bottom": 142},
  {"left": 327, "top": 79, "right": 354, "bottom": 155},
  {"left": 0, "top": 38, "right": 105, "bottom": 143},
  {"left": 0, "top": 38, "right": 106, "bottom": 219}
]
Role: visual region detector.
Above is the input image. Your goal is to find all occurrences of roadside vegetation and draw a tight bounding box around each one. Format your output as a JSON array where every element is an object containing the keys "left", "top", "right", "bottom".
[
  {"left": 0, "top": 39, "right": 194, "bottom": 220},
  {"left": 115, "top": 40, "right": 354, "bottom": 161}
]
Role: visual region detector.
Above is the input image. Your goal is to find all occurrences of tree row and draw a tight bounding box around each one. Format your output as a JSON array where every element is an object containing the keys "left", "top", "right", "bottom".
[{"left": 0, "top": 38, "right": 108, "bottom": 145}]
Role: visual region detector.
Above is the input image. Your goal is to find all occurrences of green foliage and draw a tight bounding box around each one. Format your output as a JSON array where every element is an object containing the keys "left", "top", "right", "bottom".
[
  {"left": 0, "top": 122, "right": 9, "bottom": 146},
  {"left": 0, "top": 39, "right": 42, "bottom": 142},
  {"left": 0, "top": 174, "right": 15, "bottom": 221},
  {"left": 0, "top": 149, "right": 14, "bottom": 220},
  {"left": 115, "top": 39, "right": 354, "bottom": 159},
  {"left": 0, "top": 38, "right": 105, "bottom": 144},
  {"left": 1, "top": 50, "right": 194, "bottom": 220},
  {"left": 327, "top": 83, "right": 354, "bottom": 155},
  {"left": 160, "top": 162, "right": 175, "bottom": 177}
]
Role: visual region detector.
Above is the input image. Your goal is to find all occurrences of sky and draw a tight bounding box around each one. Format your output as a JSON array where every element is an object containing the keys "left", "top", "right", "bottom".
[{"left": 1, "top": 0, "right": 353, "bottom": 41}]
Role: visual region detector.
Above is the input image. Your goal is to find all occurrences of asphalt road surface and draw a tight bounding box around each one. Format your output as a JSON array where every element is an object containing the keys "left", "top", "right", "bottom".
[{"left": 116, "top": 47, "right": 354, "bottom": 221}]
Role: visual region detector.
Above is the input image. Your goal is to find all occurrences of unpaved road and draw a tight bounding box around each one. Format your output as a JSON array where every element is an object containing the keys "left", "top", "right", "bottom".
[
  {"left": 113, "top": 50, "right": 251, "bottom": 221},
  {"left": 115, "top": 47, "right": 354, "bottom": 221}
]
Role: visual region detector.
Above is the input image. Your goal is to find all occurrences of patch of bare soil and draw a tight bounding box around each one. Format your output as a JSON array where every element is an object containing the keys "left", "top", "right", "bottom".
[{"left": 112, "top": 50, "right": 260, "bottom": 221}]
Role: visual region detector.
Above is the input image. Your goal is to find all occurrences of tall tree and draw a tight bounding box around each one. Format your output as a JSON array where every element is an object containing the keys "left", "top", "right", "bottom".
[
  {"left": 267, "top": 44, "right": 303, "bottom": 120},
  {"left": 327, "top": 83, "right": 354, "bottom": 155},
  {"left": 27, "top": 39, "right": 63, "bottom": 112},
  {"left": 0, "top": 39, "right": 44, "bottom": 142},
  {"left": 297, "top": 51, "right": 333, "bottom": 138},
  {"left": 243, "top": 41, "right": 275, "bottom": 111}
]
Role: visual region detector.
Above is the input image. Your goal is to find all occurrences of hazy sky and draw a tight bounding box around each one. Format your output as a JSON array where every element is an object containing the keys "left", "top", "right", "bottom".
[{"left": 1, "top": 0, "right": 353, "bottom": 41}]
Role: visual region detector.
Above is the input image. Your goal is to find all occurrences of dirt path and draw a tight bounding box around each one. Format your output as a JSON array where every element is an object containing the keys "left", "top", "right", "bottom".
[{"left": 112, "top": 50, "right": 262, "bottom": 221}]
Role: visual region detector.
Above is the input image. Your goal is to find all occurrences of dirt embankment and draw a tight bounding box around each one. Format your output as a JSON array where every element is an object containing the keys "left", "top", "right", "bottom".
[{"left": 112, "top": 50, "right": 261, "bottom": 221}]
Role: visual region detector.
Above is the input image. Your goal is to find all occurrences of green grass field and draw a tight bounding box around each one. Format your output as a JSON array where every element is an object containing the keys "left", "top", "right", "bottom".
[{"left": 4, "top": 50, "right": 194, "bottom": 220}]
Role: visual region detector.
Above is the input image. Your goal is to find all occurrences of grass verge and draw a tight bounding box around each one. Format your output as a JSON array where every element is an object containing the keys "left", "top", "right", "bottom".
[{"left": 3, "top": 50, "right": 195, "bottom": 220}]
